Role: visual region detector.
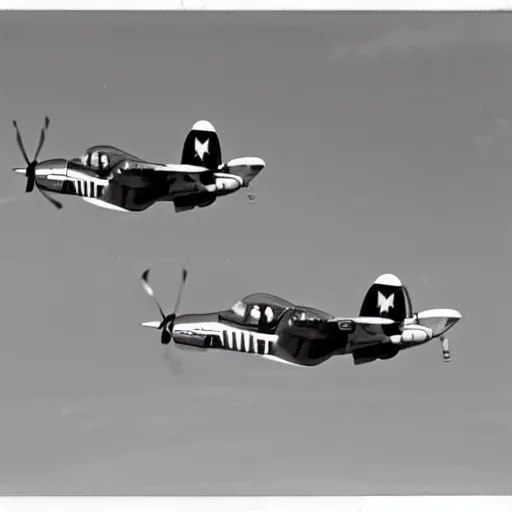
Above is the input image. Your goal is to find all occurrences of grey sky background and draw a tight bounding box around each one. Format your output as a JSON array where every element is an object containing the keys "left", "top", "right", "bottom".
[{"left": 0, "top": 12, "right": 511, "bottom": 495}]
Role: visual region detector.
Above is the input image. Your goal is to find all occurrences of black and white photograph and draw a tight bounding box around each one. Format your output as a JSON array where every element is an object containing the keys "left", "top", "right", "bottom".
[{"left": 0, "top": 10, "right": 511, "bottom": 504}]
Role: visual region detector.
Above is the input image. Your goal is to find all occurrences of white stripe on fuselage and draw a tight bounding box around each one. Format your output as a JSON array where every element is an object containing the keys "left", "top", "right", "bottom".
[
  {"left": 47, "top": 173, "right": 125, "bottom": 210},
  {"left": 174, "top": 321, "right": 278, "bottom": 356},
  {"left": 82, "top": 198, "right": 131, "bottom": 212}
]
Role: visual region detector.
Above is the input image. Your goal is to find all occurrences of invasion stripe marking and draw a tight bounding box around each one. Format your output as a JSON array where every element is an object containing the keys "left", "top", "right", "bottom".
[
  {"left": 218, "top": 327, "right": 275, "bottom": 355},
  {"left": 68, "top": 178, "right": 104, "bottom": 199}
]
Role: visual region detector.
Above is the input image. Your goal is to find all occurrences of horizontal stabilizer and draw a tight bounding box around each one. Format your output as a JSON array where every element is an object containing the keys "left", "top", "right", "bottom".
[
  {"left": 141, "top": 321, "right": 161, "bottom": 329},
  {"left": 221, "top": 157, "right": 265, "bottom": 187},
  {"left": 353, "top": 316, "right": 396, "bottom": 325},
  {"left": 416, "top": 308, "right": 462, "bottom": 338},
  {"left": 329, "top": 316, "right": 396, "bottom": 325}
]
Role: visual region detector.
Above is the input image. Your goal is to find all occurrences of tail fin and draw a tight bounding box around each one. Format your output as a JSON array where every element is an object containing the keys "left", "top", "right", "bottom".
[
  {"left": 181, "top": 120, "right": 222, "bottom": 170},
  {"left": 359, "top": 274, "right": 412, "bottom": 325}
]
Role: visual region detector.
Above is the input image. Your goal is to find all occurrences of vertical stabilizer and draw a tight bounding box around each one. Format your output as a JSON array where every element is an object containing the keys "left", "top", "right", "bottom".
[
  {"left": 359, "top": 274, "right": 412, "bottom": 325},
  {"left": 181, "top": 120, "right": 222, "bottom": 170}
]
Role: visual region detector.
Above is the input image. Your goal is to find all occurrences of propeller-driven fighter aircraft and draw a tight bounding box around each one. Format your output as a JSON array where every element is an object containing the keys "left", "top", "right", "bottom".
[
  {"left": 140, "top": 269, "right": 462, "bottom": 368},
  {"left": 11, "top": 117, "right": 265, "bottom": 212}
]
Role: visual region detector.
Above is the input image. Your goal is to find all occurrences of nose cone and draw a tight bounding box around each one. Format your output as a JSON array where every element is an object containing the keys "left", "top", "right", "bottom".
[{"left": 13, "top": 158, "right": 68, "bottom": 177}]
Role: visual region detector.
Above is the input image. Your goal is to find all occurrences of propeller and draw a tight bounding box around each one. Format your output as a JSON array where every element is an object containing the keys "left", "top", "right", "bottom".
[
  {"left": 12, "top": 116, "right": 62, "bottom": 209},
  {"left": 141, "top": 267, "right": 188, "bottom": 346}
]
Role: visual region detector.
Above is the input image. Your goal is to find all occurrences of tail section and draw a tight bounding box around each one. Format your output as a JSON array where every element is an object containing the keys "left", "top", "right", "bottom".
[
  {"left": 181, "top": 120, "right": 222, "bottom": 170},
  {"left": 359, "top": 274, "right": 412, "bottom": 325},
  {"left": 416, "top": 309, "right": 461, "bottom": 338},
  {"left": 222, "top": 157, "right": 265, "bottom": 187}
]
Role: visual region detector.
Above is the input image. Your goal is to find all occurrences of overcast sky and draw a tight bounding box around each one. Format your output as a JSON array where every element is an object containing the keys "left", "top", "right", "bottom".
[{"left": 0, "top": 12, "right": 511, "bottom": 494}]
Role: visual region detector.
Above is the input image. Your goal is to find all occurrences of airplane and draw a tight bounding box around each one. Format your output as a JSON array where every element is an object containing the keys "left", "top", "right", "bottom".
[
  {"left": 139, "top": 269, "right": 462, "bottom": 369},
  {"left": 11, "top": 117, "right": 265, "bottom": 212}
]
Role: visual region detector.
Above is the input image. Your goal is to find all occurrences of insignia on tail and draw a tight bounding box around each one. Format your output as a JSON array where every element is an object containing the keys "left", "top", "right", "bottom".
[
  {"left": 359, "top": 274, "right": 412, "bottom": 335},
  {"left": 181, "top": 120, "right": 222, "bottom": 170}
]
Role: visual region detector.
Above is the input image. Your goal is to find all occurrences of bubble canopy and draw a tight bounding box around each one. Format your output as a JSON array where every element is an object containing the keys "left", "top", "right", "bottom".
[{"left": 227, "top": 293, "right": 294, "bottom": 329}]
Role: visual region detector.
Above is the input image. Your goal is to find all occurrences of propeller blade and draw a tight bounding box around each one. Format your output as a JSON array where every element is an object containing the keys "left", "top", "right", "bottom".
[
  {"left": 141, "top": 268, "right": 188, "bottom": 365},
  {"left": 161, "top": 315, "right": 175, "bottom": 344},
  {"left": 141, "top": 269, "right": 166, "bottom": 320},
  {"left": 33, "top": 116, "right": 50, "bottom": 162},
  {"left": 160, "top": 268, "right": 187, "bottom": 344},
  {"left": 36, "top": 186, "right": 62, "bottom": 210},
  {"left": 171, "top": 268, "right": 188, "bottom": 316},
  {"left": 12, "top": 120, "right": 31, "bottom": 166},
  {"left": 25, "top": 174, "right": 35, "bottom": 193},
  {"left": 161, "top": 345, "right": 183, "bottom": 375},
  {"left": 441, "top": 336, "right": 451, "bottom": 362}
]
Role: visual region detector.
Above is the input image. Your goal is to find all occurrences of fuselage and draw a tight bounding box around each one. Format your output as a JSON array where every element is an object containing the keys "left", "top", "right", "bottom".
[
  {"left": 17, "top": 155, "right": 244, "bottom": 213},
  {"left": 167, "top": 306, "right": 462, "bottom": 367},
  {"left": 170, "top": 308, "right": 351, "bottom": 367}
]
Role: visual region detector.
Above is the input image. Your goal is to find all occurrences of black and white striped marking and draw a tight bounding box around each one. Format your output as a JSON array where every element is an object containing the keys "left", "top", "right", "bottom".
[
  {"left": 219, "top": 328, "right": 273, "bottom": 355},
  {"left": 70, "top": 178, "right": 107, "bottom": 199},
  {"left": 175, "top": 322, "right": 277, "bottom": 356}
]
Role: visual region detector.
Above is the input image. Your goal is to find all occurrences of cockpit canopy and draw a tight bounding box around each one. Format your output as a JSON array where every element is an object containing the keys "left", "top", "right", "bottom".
[
  {"left": 287, "top": 306, "right": 332, "bottom": 325},
  {"left": 227, "top": 293, "right": 294, "bottom": 329},
  {"left": 80, "top": 150, "right": 111, "bottom": 171},
  {"left": 79, "top": 145, "right": 145, "bottom": 172}
]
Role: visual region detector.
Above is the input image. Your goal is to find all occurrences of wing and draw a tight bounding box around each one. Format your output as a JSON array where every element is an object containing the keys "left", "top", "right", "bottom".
[
  {"left": 77, "top": 145, "right": 146, "bottom": 172},
  {"left": 327, "top": 316, "right": 396, "bottom": 348},
  {"left": 80, "top": 146, "right": 215, "bottom": 195},
  {"left": 109, "top": 161, "right": 216, "bottom": 197}
]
